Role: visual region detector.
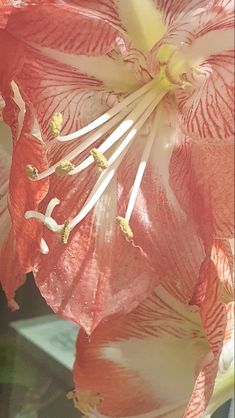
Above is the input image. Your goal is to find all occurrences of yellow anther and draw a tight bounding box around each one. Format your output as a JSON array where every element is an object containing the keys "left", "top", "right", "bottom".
[
  {"left": 55, "top": 160, "right": 75, "bottom": 176},
  {"left": 90, "top": 148, "right": 108, "bottom": 171},
  {"left": 50, "top": 112, "right": 63, "bottom": 137},
  {"left": 61, "top": 220, "right": 71, "bottom": 244},
  {"left": 117, "top": 216, "right": 133, "bottom": 240},
  {"left": 67, "top": 389, "right": 102, "bottom": 415},
  {"left": 26, "top": 164, "right": 38, "bottom": 180}
]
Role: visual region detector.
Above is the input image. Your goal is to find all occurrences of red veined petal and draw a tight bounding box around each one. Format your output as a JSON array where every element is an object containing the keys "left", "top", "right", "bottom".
[
  {"left": 179, "top": 51, "right": 234, "bottom": 141},
  {"left": 0, "top": 227, "right": 26, "bottom": 307},
  {"left": 0, "top": 120, "right": 26, "bottom": 305},
  {"left": 32, "top": 136, "right": 156, "bottom": 334},
  {"left": 170, "top": 139, "right": 234, "bottom": 245},
  {"left": 126, "top": 116, "right": 206, "bottom": 305},
  {"left": 5, "top": 1, "right": 122, "bottom": 57},
  {"left": 73, "top": 285, "right": 209, "bottom": 417},
  {"left": 15, "top": 48, "right": 123, "bottom": 140},
  {"left": 0, "top": 29, "right": 25, "bottom": 139},
  {"left": 9, "top": 111, "right": 49, "bottom": 273},
  {"left": 212, "top": 239, "right": 234, "bottom": 300},
  {"left": 184, "top": 267, "right": 230, "bottom": 417}
]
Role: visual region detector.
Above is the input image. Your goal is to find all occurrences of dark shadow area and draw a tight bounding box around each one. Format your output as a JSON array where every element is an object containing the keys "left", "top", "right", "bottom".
[{"left": 0, "top": 274, "right": 80, "bottom": 418}]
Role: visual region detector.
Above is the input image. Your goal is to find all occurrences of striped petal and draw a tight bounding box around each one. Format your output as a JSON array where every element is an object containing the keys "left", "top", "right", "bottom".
[
  {"left": 170, "top": 138, "right": 234, "bottom": 259},
  {"left": 0, "top": 98, "right": 49, "bottom": 305},
  {"left": 15, "top": 48, "right": 125, "bottom": 141},
  {"left": 73, "top": 285, "right": 209, "bottom": 417},
  {"left": 9, "top": 115, "right": 49, "bottom": 273},
  {"left": 125, "top": 109, "right": 207, "bottom": 305},
  {"left": 32, "top": 136, "right": 156, "bottom": 334},
  {"left": 0, "top": 118, "right": 24, "bottom": 309},
  {"left": 179, "top": 51, "right": 234, "bottom": 141},
  {"left": 5, "top": 1, "right": 122, "bottom": 57},
  {"left": 184, "top": 270, "right": 231, "bottom": 417},
  {"left": 177, "top": 0, "right": 234, "bottom": 141}
]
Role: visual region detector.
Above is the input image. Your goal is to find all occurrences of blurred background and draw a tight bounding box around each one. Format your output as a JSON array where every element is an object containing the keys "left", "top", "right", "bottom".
[{"left": 0, "top": 275, "right": 232, "bottom": 418}]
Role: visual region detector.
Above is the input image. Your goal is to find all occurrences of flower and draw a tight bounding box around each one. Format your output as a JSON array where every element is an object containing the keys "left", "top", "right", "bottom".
[
  {"left": 72, "top": 276, "right": 234, "bottom": 418},
  {"left": 0, "top": 1, "right": 234, "bottom": 332}
]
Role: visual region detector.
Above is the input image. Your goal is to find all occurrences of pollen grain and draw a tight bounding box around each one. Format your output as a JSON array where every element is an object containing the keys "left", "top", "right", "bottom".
[
  {"left": 117, "top": 216, "right": 133, "bottom": 240},
  {"left": 90, "top": 148, "right": 108, "bottom": 171}
]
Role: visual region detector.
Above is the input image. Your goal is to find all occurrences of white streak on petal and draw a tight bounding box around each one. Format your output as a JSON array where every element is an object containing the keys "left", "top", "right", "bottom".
[
  {"left": 185, "top": 28, "right": 234, "bottom": 66},
  {"left": 31, "top": 45, "right": 140, "bottom": 92}
]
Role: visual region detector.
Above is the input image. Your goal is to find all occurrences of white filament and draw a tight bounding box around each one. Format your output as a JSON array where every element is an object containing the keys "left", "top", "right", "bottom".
[
  {"left": 125, "top": 111, "right": 160, "bottom": 222},
  {"left": 69, "top": 89, "right": 167, "bottom": 230},
  {"left": 57, "top": 79, "right": 156, "bottom": 141},
  {"left": 70, "top": 88, "right": 158, "bottom": 175}
]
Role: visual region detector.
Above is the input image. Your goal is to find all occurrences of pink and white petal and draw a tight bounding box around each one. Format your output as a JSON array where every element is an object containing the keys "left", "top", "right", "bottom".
[
  {"left": 73, "top": 285, "right": 209, "bottom": 417},
  {"left": 212, "top": 239, "right": 234, "bottom": 300},
  {"left": 178, "top": 51, "right": 234, "bottom": 141},
  {"left": 16, "top": 48, "right": 122, "bottom": 140},
  {"left": 184, "top": 261, "right": 227, "bottom": 417},
  {"left": 5, "top": 1, "right": 123, "bottom": 57},
  {"left": 0, "top": 227, "right": 26, "bottom": 310},
  {"left": 153, "top": 0, "right": 208, "bottom": 25},
  {"left": 9, "top": 112, "right": 49, "bottom": 273},
  {"left": 170, "top": 139, "right": 234, "bottom": 245},
  {"left": 32, "top": 137, "right": 157, "bottom": 333},
  {"left": 125, "top": 111, "right": 207, "bottom": 305},
  {"left": 0, "top": 30, "right": 25, "bottom": 139}
]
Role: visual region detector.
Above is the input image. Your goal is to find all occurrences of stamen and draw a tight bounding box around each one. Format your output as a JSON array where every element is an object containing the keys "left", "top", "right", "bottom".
[
  {"left": 125, "top": 111, "right": 160, "bottom": 223},
  {"left": 69, "top": 89, "right": 167, "bottom": 231},
  {"left": 57, "top": 79, "right": 156, "bottom": 141},
  {"left": 45, "top": 197, "right": 60, "bottom": 217},
  {"left": 51, "top": 112, "right": 63, "bottom": 137},
  {"left": 61, "top": 220, "right": 71, "bottom": 244},
  {"left": 25, "top": 198, "right": 71, "bottom": 248},
  {"left": 25, "top": 198, "right": 63, "bottom": 234},
  {"left": 26, "top": 164, "right": 38, "bottom": 180},
  {"left": 55, "top": 160, "right": 75, "bottom": 176},
  {"left": 69, "top": 88, "right": 158, "bottom": 176},
  {"left": 35, "top": 102, "right": 135, "bottom": 181},
  {"left": 116, "top": 216, "right": 133, "bottom": 240},
  {"left": 90, "top": 149, "right": 108, "bottom": 171}
]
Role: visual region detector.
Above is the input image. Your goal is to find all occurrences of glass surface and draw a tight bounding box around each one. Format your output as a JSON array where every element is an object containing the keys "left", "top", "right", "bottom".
[{"left": 0, "top": 275, "right": 231, "bottom": 418}]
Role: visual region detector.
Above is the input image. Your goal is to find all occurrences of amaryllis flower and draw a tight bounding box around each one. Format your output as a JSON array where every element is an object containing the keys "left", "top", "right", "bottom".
[
  {"left": 72, "top": 275, "right": 234, "bottom": 418},
  {"left": 0, "top": 1, "right": 234, "bottom": 332}
]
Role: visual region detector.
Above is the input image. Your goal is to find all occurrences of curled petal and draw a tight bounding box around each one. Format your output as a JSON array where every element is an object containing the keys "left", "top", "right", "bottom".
[
  {"left": 74, "top": 286, "right": 209, "bottom": 417},
  {"left": 9, "top": 111, "right": 49, "bottom": 273}
]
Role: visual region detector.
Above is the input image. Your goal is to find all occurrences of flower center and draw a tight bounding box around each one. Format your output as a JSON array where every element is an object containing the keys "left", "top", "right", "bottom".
[{"left": 24, "top": 47, "right": 191, "bottom": 249}]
